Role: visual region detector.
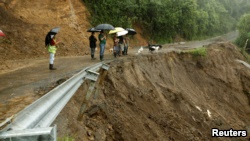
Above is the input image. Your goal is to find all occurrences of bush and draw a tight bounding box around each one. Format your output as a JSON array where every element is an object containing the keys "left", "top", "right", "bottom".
[{"left": 187, "top": 47, "right": 207, "bottom": 57}]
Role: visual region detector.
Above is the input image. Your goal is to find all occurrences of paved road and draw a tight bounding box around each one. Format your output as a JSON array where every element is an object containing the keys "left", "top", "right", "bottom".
[{"left": 0, "top": 31, "right": 240, "bottom": 103}]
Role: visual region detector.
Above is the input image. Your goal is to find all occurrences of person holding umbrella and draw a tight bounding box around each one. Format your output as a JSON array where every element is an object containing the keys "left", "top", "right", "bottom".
[
  {"left": 113, "top": 34, "right": 119, "bottom": 58},
  {"left": 89, "top": 32, "right": 97, "bottom": 60},
  {"left": 45, "top": 27, "right": 61, "bottom": 70},
  {"left": 48, "top": 35, "right": 60, "bottom": 70},
  {"left": 124, "top": 35, "right": 130, "bottom": 55},
  {"left": 95, "top": 24, "right": 115, "bottom": 61},
  {"left": 98, "top": 30, "right": 106, "bottom": 61}
]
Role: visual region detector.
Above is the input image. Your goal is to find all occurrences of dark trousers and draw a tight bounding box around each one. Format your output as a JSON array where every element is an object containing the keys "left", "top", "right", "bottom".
[
  {"left": 90, "top": 47, "right": 95, "bottom": 58},
  {"left": 124, "top": 46, "right": 128, "bottom": 55}
]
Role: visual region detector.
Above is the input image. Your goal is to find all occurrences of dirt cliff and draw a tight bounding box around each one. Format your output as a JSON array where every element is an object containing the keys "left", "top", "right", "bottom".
[
  {"left": 0, "top": 0, "right": 147, "bottom": 62},
  {"left": 55, "top": 42, "right": 250, "bottom": 141},
  {"left": 1, "top": 1, "right": 250, "bottom": 141},
  {"left": 0, "top": 0, "right": 86, "bottom": 60}
]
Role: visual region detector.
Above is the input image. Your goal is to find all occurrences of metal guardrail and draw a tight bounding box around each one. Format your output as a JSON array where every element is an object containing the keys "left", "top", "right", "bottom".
[
  {"left": 0, "top": 62, "right": 110, "bottom": 141},
  {"left": 235, "top": 59, "right": 250, "bottom": 68}
]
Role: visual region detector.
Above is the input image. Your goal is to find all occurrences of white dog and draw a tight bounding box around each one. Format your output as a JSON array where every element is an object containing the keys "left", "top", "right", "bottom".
[{"left": 109, "top": 47, "right": 113, "bottom": 53}]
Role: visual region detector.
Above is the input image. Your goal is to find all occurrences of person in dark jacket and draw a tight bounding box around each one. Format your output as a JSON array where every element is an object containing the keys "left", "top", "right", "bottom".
[{"left": 89, "top": 32, "right": 97, "bottom": 60}]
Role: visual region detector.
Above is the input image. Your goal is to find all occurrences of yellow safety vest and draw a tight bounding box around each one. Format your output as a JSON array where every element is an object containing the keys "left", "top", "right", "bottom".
[{"left": 48, "top": 39, "right": 57, "bottom": 54}]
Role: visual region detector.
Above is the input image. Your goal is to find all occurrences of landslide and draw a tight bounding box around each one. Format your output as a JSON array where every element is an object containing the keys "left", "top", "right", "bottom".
[
  {"left": 55, "top": 42, "right": 250, "bottom": 141},
  {"left": 0, "top": 0, "right": 147, "bottom": 61},
  {"left": 0, "top": 0, "right": 89, "bottom": 61},
  {"left": 0, "top": 0, "right": 148, "bottom": 73}
]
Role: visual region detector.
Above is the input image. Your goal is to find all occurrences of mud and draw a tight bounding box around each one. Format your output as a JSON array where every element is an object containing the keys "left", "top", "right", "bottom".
[{"left": 54, "top": 42, "right": 250, "bottom": 141}]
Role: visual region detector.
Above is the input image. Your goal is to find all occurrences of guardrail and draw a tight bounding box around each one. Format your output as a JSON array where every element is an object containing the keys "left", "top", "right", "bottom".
[
  {"left": 0, "top": 62, "right": 110, "bottom": 141},
  {"left": 235, "top": 59, "right": 250, "bottom": 68}
]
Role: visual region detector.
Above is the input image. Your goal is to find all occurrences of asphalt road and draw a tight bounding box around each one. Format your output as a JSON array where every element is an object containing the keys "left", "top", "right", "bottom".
[{"left": 0, "top": 30, "right": 239, "bottom": 103}]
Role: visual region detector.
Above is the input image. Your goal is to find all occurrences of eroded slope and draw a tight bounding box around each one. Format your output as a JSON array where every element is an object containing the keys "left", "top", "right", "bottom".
[{"left": 56, "top": 42, "right": 250, "bottom": 141}]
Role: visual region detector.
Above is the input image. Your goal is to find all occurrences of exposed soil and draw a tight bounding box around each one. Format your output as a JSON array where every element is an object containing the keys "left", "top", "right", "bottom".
[
  {"left": 54, "top": 42, "right": 250, "bottom": 141},
  {"left": 0, "top": 1, "right": 250, "bottom": 141},
  {"left": 0, "top": 0, "right": 148, "bottom": 64}
]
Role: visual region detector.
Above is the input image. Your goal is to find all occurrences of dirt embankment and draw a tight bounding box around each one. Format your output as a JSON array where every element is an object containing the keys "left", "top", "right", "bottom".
[
  {"left": 0, "top": 0, "right": 147, "bottom": 64},
  {"left": 55, "top": 42, "right": 250, "bottom": 141}
]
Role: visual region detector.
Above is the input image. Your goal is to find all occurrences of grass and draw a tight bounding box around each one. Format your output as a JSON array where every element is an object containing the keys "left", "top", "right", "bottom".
[
  {"left": 241, "top": 48, "right": 250, "bottom": 63},
  {"left": 186, "top": 47, "right": 207, "bottom": 57}
]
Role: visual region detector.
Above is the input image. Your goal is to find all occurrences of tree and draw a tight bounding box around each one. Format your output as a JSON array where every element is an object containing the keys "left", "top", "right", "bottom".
[
  {"left": 83, "top": 0, "right": 250, "bottom": 43},
  {"left": 236, "top": 14, "right": 250, "bottom": 50}
]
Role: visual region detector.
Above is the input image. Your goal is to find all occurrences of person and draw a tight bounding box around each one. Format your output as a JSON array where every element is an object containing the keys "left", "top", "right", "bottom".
[
  {"left": 124, "top": 35, "right": 130, "bottom": 55},
  {"left": 98, "top": 30, "right": 106, "bottom": 61},
  {"left": 113, "top": 34, "right": 119, "bottom": 58},
  {"left": 118, "top": 36, "right": 125, "bottom": 55},
  {"left": 48, "top": 35, "right": 60, "bottom": 70},
  {"left": 89, "top": 32, "right": 97, "bottom": 60}
]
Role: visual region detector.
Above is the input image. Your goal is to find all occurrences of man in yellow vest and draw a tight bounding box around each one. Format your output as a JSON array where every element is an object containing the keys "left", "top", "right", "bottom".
[{"left": 48, "top": 35, "right": 60, "bottom": 70}]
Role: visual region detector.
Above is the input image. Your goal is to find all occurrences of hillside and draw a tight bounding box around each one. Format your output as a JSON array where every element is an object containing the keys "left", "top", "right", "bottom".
[
  {"left": 0, "top": 0, "right": 147, "bottom": 62},
  {"left": 53, "top": 42, "right": 250, "bottom": 141},
  {"left": 1, "top": 1, "right": 250, "bottom": 141}
]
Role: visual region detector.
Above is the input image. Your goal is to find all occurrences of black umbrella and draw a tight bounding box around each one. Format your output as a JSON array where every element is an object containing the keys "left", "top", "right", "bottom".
[
  {"left": 126, "top": 28, "right": 137, "bottom": 35},
  {"left": 45, "top": 27, "right": 60, "bottom": 46},
  {"left": 95, "top": 24, "right": 115, "bottom": 30},
  {"left": 87, "top": 27, "right": 101, "bottom": 32}
]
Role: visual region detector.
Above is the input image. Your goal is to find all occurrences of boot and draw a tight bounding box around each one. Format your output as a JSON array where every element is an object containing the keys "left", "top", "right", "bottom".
[
  {"left": 100, "top": 55, "right": 103, "bottom": 61},
  {"left": 114, "top": 52, "right": 117, "bottom": 58},
  {"left": 49, "top": 64, "right": 56, "bottom": 70},
  {"left": 91, "top": 55, "right": 96, "bottom": 60}
]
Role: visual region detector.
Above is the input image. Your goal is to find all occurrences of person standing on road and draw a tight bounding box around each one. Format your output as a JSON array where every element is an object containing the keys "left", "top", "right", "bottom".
[
  {"left": 98, "top": 30, "right": 106, "bottom": 61},
  {"left": 124, "top": 35, "right": 129, "bottom": 55},
  {"left": 118, "top": 36, "right": 125, "bottom": 55},
  {"left": 89, "top": 32, "right": 97, "bottom": 60},
  {"left": 113, "top": 34, "right": 119, "bottom": 58},
  {"left": 48, "top": 35, "right": 60, "bottom": 70}
]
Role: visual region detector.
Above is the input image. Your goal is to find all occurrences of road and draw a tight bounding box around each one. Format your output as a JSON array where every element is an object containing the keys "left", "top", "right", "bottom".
[{"left": 0, "top": 30, "right": 239, "bottom": 105}]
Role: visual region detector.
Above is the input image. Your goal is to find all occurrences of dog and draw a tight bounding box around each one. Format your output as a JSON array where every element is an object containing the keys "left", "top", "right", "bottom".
[
  {"left": 136, "top": 46, "right": 144, "bottom": 55},
  {"left": 148, "top": 44, "right": 162, "bottom": 53},
  {"left": 109, "top": 47, "right": 113, "bottom": 53}
]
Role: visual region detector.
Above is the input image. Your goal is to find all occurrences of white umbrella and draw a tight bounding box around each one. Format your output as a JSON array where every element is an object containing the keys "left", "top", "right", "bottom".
[
  {"left": 109, "top": 27, "right": 125, "bottom": 34},
  {"left": 116, "top": 30, "right": 128, "bottom": 36}
]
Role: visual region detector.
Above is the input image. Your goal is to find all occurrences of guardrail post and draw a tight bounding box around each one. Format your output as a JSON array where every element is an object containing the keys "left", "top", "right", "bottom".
[
  {"left": 77, "top": 64, "right": 109, "bottom": 121},
  {"left": 77, "top": 70, "right": 99, "bottom": 121},
  {"left": 92, "top": 63, "right": 109, "bottom": 99}
]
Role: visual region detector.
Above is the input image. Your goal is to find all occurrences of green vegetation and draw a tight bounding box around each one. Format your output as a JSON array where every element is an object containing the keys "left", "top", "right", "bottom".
[
  {"left": 235, "top": 14, "right": 250, "bottom": 53},
  {"left": 241, "top": 48, "right": 250, "bottom": 62},
  {"left": 186, "top": 47, "right": 207, "bottom": 57},
  {"left": 83, "top": 0, "right": 250, "bottom": 43}
]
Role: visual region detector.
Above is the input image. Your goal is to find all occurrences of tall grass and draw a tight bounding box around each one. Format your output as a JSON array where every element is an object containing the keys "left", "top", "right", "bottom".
[{"left": 187, "top": 47, "right": 207, "bottom": 57}]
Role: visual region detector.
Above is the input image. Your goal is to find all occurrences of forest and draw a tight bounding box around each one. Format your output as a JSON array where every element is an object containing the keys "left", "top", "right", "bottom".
[{"left": 83, "top": 0, "right": 250, "bottom": 45}]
